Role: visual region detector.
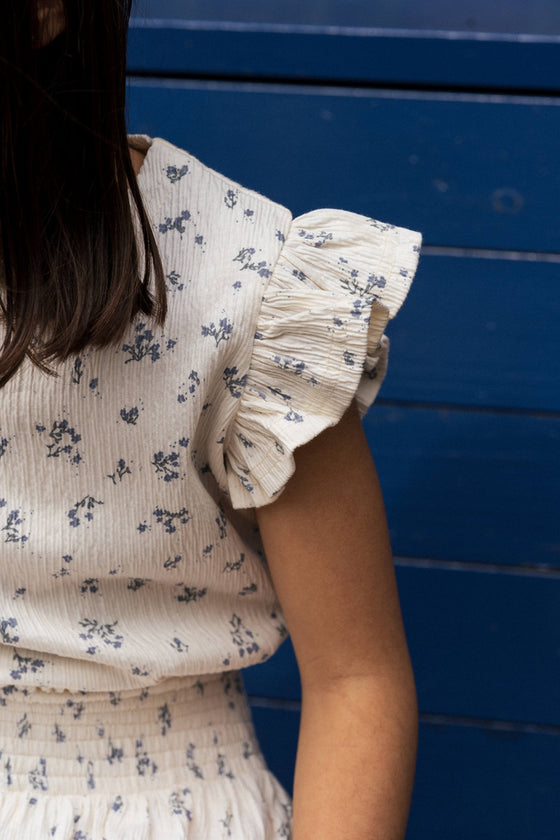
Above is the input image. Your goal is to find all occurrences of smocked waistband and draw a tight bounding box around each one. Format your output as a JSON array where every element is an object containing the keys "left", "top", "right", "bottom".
[{"left": 0, "top": 670, "right": 265, "bottom": 796}]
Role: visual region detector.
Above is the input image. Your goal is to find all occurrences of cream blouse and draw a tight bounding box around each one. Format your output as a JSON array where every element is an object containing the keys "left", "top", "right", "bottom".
[{"left": 0, "top": 134, "right": 422, "bottom": 693}]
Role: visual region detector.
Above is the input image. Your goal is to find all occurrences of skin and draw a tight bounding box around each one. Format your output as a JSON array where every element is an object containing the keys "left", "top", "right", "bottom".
[{"left": 256, "top": 400, "right": 418, "bottom": 839}]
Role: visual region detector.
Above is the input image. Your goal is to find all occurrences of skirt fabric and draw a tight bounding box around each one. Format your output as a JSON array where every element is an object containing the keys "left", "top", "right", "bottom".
[{"left": 0, "top": 670, "right": 293, "bottom": 839}]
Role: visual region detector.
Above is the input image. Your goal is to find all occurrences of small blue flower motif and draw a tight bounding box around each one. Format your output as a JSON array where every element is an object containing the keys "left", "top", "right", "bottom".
[
  {"left": 236, "top": 472, "right": 254, "bottom": 494},
  {"left": 37, "top": 419, "right": 82, "bottom": 466},
  {"left": 166, "top": 164, "right": 189, "bottom": 183},
  {"left": 122, "top": 323, "right": 161, "bottom": 364},
  {"left": 276, "top": 230, "right": 286, "bottom": 243},
  {"left": 272, "top": 355, "right": 306, "bottom": 376},
  {"left": 80, "top": 578, "right": 101, "bottom": 597},
  {"left": 229, "top": 613, "right": 260, "bottom": 658},
  {"left": 292, "top": 269, "right": 308, "bottom": 283},
  {"left": 224, "top": 189, "right": 238, "bottom": 209},
  {"left": 167, "top": 270, "right": 185, "bottom": 292},
  {"left": 11, "top": 650, "right": 45, "bottom": 680},
  {"left": 153, "top": 506, "right": 192, "bottom": 534},
  {"left": 0, "top": 617, "right": 19, "bottom": 644},
  {"left": 151, "top": 449, "right": 181, "bottom": 482},
  {"left": 158, "top": 209, "right": 191, "bottom": 237},
  {"left": 367, "top": 272, "right": 387, "bottom": 289},
  {"left": 106, "top": 739, "right": 124, "bottom": 765},
  {"left": 120, "top": 406, "right": 139, "bottom": 424},
  {"left": 0, "top": 505, "right": 29, "bottom": 545},
  {"left": 232, "top": 247, "right": 272, "bottom": 277},
  {"left": 163, "top": 555, "right": 182, "bottom": 570},
  {"left": 333, "top": 317, "right": 344, "bottom": 327},
  {"left": 244, "top": 209, "right": 254, "bottom": 218},
  {"left": 28, "top": 758, "right": 48, "bottom": 792},
  {"left": 223, "top": 367, "right": 247, "bottom": 399},
  {"left": 367, "top": 218, "right": 396, "bottom": 233},
  {"left": 285, "top": 408, "right": 304, "bottom": 423},
  {"left": 67, "top": 495, "right": 103, "bottom": 528},
  {"left": 194, "top": 234, "right": 204, "bottom": 247},
  {"left": 350, "top": 299, "right": 365, "bottom": 319},
  {"left": 137, "top": 521, "right": 151, "bottom": 534},
  {"left": 157, "top": 702, "right": 172, "bottom": 736},
  {"left": 201, "top": 317, "right": 233, "bottom": 347},
  {"left": 169, "top": 788, "right": 193, "bottom": 820},
  {"left": 71, "top": 356, "right": 85, "bottom": 384},
  {"left": 343, "top": 350, "right": 356, "bottom": 367},
  {"left": 0, "top": 433, "right": 9, "bottom": 459},
  {"left": 89, "top": 378, "right": 100, "bottom": 397},
  {"left": 232, "top": 280, "right": 242, "bottom": 291},
  {"left": 78, "top": 618, "right": 124, "bottom": 650},
  {"left": 297, "top": 228, "right": 334, "bottom": 248}
]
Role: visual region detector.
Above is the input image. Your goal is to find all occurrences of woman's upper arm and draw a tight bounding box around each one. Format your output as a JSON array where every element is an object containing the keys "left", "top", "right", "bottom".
[{"left": 255, "top": 399, "right": 413, "bottom": 690}]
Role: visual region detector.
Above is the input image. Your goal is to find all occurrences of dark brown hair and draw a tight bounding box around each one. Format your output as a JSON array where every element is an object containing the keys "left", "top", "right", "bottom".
[{"left": 0, "top": 0, "right": 166, "bottom": 388}]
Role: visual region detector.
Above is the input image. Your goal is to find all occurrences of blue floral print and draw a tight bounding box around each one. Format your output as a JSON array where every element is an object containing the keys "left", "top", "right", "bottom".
[{"left": 0, "top": 133, "right": 422, "bottom": 838}]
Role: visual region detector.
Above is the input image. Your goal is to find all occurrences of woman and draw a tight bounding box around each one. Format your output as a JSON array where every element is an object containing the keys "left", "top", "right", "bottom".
[{"left": 0, "top": 1, "right": 421, "bottom": 838}]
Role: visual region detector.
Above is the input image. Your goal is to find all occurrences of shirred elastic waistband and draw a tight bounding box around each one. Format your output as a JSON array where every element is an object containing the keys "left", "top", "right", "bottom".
[{"left": 0, "top": 670, "right": 265, "bottom": 796}]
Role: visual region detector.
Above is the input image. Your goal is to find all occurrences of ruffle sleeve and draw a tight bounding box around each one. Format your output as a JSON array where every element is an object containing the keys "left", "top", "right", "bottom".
[{"left": 223, "top": 208, "right": 422, "bottom": 509}]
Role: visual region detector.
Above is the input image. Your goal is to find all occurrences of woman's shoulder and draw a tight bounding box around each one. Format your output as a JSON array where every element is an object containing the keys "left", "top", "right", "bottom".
[{"left": 131, "top": 133, "right": 292, "bottom": 228}]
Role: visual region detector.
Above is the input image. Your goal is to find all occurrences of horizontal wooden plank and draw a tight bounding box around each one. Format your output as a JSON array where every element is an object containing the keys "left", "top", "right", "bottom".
[
  {"left": 127, "top": 80, "right": 560, "bottom": 251},
  {"left": 127, "top": 26, "right": 560, "bottom": 93},
  {"left": 244, "top": 564, "right": 560, "bottom": 726},
  {"left": 383, "top": 254, "right": 560, "bottom": 413},
  {"left": 247, "top": 704, "right": 560, "bottom": 838},
  {"left": 129, "top": 0, "right": 560, "bottom": 92},
  {"left": 367, "top": 407, "right": 560, "bottom": 569},
  {"left": 132, "top": 0, "right": 560, "bottom": 34}
]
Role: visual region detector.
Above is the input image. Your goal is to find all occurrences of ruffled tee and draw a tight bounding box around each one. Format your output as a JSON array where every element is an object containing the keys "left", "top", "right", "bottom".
[{"left": 0, "top": 134, "right": 422, "bottom": 693}]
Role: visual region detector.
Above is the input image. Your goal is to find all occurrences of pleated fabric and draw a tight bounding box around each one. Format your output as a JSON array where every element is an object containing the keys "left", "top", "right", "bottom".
[{"left": 0, "top": 671, "right": 292, "bottom": 839}]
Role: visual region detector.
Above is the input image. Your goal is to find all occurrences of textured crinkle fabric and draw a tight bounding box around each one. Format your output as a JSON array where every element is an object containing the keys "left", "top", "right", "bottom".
[
  {"left": 0, "top": 133, "right": 422, "bottom": 837},
  {"left": 0, "top": 133, "right": 422, "bottom": 693},
  {"left": 0, "top": 671, "right": 293, "bottom": 839},
  {"left": 224, "top": 208, "right": 422, "bottom": 509}
]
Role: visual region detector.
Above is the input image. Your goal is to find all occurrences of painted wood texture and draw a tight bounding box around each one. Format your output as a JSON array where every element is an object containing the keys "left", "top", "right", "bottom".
[
  {"left": 126, "top": 7, "right": 559, "bottom": 837},
  {"left": 127, "top": 80, "right": 560, "bottom": 253},
  {"left": 129, "top": 1, "right": 560, "bottom": 91}
]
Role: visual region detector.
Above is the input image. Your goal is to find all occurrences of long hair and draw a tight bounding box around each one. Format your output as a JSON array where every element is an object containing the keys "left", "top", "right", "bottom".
[{"left": 0, "top": 0, "right": 167, "bottom": 388}]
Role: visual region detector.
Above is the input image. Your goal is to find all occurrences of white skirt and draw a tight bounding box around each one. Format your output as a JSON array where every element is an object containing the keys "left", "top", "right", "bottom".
[{"left": 0, "top": 670, "right": 293, "bottom": 839}]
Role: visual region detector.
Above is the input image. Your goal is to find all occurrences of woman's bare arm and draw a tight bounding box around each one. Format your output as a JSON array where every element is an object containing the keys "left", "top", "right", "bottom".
[{"left": 255, "top": 399, "right": 418, "bottom": 840}]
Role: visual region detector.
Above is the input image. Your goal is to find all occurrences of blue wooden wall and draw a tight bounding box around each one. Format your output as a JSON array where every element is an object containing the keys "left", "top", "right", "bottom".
[{"left": 126, "top": 3, "right": 560, "bottom": 837}]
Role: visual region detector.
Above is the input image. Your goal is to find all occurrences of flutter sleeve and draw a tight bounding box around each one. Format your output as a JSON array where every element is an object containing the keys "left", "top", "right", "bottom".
[{"left": 223, "top": 208, "right": 422, "bottom": 509}]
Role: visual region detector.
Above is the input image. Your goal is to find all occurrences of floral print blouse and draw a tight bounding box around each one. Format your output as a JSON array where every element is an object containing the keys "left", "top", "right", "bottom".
[{"left": 0, "top": 134, "right": 422, "bottom": 693}]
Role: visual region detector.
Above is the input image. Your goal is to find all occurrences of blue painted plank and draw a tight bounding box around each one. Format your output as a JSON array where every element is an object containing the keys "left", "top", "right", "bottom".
[
  {"left": 128, "top": 26, "right": 560, "bottom": 93},
  {"left": 244, "top": 565, "right": 560, "bottom": 726},
  {"left": 249, "top": 704, "right": 299, "bottom": 797},
  {"left": 384, "top": 254, "right": 560, "bottom": 413},
  {"left": 368, "top": 407, "right": 560, "bottom": 569},
  {"left": 410, "top": 718, "right": 560, "bottom": 839},
  {"left": 247, "top": 704, "right": 560, "bottom": 839},
  {"left": 127, "top": 80, "right": 560, "bottom": 251},
  {"left": 132, "top": 0, "right": 560, "bottom": 34}
]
